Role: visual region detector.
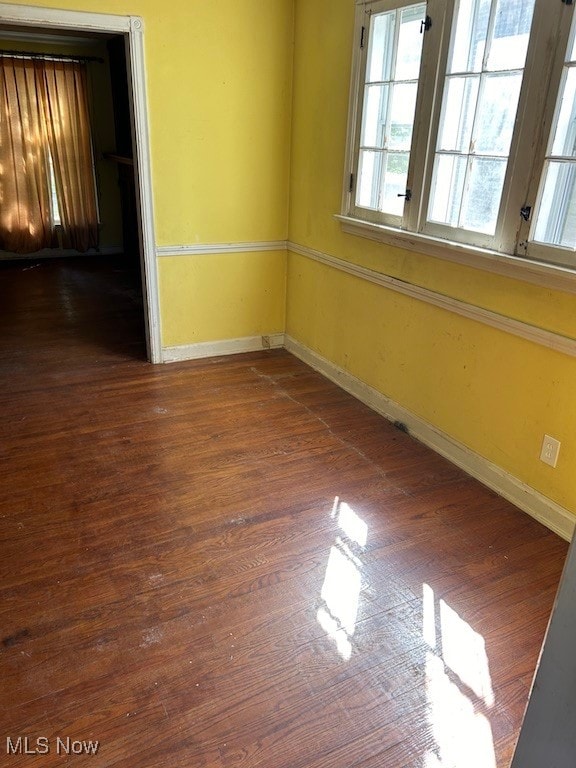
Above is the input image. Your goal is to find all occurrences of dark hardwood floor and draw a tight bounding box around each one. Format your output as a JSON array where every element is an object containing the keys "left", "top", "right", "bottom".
[{"left": 0, "top": 257, "right": 568, "bottom": 767}]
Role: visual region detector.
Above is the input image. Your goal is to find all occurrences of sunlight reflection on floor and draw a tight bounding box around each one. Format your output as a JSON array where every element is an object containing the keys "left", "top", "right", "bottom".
[
  {"left": 317, "top": 497, "right": 367, "bottom": 661},
  {"left": 423, "top": 583, "right": 496, "bottom": 768},
  {"left": 316, "top": 501, "right": 497, "bottom": 767}
]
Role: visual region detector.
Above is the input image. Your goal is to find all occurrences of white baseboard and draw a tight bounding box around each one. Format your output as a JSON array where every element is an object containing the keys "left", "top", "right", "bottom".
[
  {"left": 284, "top": 335, "right": 575, "bottom": 542},
  {"left": 162, "top": 333, "right": 285, "bottom": 363}
]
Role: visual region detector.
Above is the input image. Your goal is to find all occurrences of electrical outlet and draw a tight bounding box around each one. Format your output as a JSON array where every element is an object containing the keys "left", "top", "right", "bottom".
[{"left": 540, "top": 434, "right": 561, "bottom": 468}]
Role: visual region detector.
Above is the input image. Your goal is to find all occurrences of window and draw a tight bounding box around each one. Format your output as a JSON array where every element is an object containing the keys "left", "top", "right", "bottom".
[
  {"left": 342, "top": 0, "right": 576, "bottom": 271},
  {"left": 427, "top": 0, "right": 533, "bottom": 236},
  {"left": 47, "top": 150, "right": 62, "bottom": 227},
  {"left": 355, "top": 1, "right": 426, "bottom": 220}
]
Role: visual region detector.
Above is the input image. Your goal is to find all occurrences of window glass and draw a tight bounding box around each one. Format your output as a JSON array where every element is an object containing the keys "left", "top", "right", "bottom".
[
  {"left": 449, "top": 0, "right": 491, "bottom": 74},
  {"left": 486, "top": 0, "right": 534, "bottom": 71},
  {"left": 47, "top": 150, "right": 61, "bottom": 226}
]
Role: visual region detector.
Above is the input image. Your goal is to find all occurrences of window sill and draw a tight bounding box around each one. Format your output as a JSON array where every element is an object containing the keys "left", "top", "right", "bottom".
[{"left": 335, "top": 214, "right": 576, "bottom": 296}]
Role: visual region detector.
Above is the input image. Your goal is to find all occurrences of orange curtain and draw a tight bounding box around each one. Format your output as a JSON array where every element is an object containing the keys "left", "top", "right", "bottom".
[
  {"left": 0, "top": 56, "right": 98, "bottom": 254},
  {"left": 0, "top": 57, "right": 54, "bottom": 254},
  {"left": 41, "top": 60, "right": 98, "bottom": 252}
]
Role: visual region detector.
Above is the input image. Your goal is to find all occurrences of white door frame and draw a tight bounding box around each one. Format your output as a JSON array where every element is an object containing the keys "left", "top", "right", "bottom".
[{"left": 0, "top": 3, "right": 162, "bottom": 363}]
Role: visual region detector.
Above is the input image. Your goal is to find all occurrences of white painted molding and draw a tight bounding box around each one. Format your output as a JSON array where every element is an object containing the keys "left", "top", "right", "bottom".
[
  {"left": 0, "top": 3, "right": 131, "bottom": 31},
  {"left": 163, "top": 334, "right": 285, "bottom": 363},
  {"left": 284, "top": 335, "right": 575, "bottom": 542},
  {"left": 156, "top": 241, "right": 287, "bottom": 257},
  {"left": 0, "top": 4, "right": 162, "bottom": 364},
  {"left": 335, "top": 214, "right": 576, "bottom": 296},
  {"left": 126, "top": 16, "right": 162, "bottom": 364},
  {"left": 288, "top": 241, "right": 576, "bottom": 360}
]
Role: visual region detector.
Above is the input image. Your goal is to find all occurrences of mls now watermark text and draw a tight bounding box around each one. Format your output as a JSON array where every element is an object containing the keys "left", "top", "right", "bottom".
[{"left": 6, "top": 736, "right": 100, "bottom": 756}]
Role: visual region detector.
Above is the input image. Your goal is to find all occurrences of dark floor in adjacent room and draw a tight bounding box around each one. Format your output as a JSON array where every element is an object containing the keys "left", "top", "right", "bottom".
[{"left": 0, "top": 257, "right": 568, "bottom": 767}]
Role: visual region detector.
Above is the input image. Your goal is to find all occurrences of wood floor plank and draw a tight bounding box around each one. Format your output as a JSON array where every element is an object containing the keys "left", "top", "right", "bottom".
[{"left": 0, "top": 257, "right": 568, "bottom": 767}]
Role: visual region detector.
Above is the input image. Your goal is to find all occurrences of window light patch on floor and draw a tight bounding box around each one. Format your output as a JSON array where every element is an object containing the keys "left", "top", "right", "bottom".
[
  {"left": 423, "top": 583, "right": 496, "bottom": 768},
  {"left": 317, "top": 497, "right": 368, "bottom": 660}
]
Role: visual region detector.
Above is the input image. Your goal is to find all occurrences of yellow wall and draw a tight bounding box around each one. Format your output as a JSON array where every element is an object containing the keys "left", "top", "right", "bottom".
[
  {"left": 147, "top": 0, "right": 293, "bottom": 345},
  {"left": 160, "top": 250, "right": 285, "bottom": 347},
  {"left": 287, "top": 0, "right": 576, "bottom": 519}
]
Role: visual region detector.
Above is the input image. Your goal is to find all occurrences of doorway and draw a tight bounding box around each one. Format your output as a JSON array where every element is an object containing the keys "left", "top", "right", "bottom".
[{"left": 0, "top": 6, "right": 161, "bottom": 362}]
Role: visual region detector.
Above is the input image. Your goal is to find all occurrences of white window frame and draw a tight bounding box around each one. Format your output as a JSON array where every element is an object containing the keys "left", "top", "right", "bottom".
[
  {"left": 347, "top": 0, "right": 430, "bottom": 228},
  {"left": 339, "top": 0, "right": 576, "bottom": 288}
]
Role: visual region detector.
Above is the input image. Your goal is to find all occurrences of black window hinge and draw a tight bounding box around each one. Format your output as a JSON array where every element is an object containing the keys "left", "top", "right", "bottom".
[
  {"left": 360, "top": 26, "right": 366, "bottom": 48},
  {"left": 398, "top": 188, "right": 412, "bottom": 202},
  {"left": 349, "top": 173, "right": 354, "bottom": 193},
  {"left": 520, "top": 204, "right": 532, "bottom": 221},
  {"left": 562, "top": 0, "right": 573, "bottom": 6},
  {"left": 420, "top": 15, "right": 432, "bottom": 33}
]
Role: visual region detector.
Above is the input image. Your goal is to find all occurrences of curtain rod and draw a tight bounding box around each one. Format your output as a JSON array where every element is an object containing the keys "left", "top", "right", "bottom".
[{"left": 0, "top": 49, "right": 104, "bottom": 64}]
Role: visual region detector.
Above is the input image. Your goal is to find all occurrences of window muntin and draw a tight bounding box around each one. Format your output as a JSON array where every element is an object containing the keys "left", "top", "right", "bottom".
[{"left": 355, "top": 2, "right": 426, "bottom": 219}]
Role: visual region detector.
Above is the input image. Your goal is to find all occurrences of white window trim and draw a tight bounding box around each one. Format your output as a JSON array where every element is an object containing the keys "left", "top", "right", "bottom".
[{"left": 340, "top": 0, "right": 576, "bottom": 290}]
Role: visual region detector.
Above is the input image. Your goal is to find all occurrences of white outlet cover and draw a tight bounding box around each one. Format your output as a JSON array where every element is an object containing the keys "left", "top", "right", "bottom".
[{"left": 540, "top": 434, "right": 561, "bottom": 468}]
